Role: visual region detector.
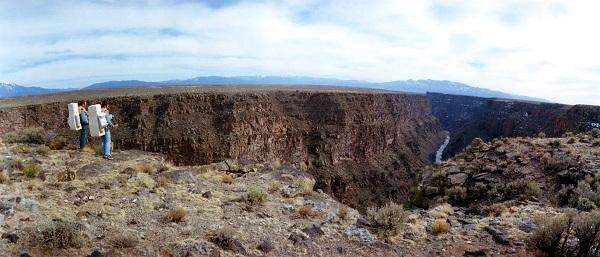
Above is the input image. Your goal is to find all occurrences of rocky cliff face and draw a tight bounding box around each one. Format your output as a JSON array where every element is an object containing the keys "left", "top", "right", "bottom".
[
  {"left": 0, "top": 89, "right": 445, "bottom": 210},
  {"left": 428, "top": 92, "right": 600, "bottom": 159}
]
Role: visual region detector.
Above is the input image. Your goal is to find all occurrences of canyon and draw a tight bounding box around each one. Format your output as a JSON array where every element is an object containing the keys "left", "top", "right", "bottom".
[
  {"left": 428, "top": 92, "right": 600, "bottom": 159},
  {"left": 0, "top": 86, "right": 445, "bottom": 210},
  {"left": 1, "top": 86, "right": 599, "bottom": 211}
]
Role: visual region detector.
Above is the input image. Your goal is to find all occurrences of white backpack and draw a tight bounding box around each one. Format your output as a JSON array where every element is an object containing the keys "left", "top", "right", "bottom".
[
  {"left": 67, "top": 103, "right": 81, "bottom": 131},
  {"left": 88, "top": 104, "right": 105, "bottom": 137}
]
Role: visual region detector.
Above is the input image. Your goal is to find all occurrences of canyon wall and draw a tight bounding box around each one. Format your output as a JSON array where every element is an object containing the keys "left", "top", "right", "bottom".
[
  {"left": 0, "top": 89, "right": 446, "bottom": 210},
  {"left": 428, "top": 92, "right": 600, "bottom": 159}
]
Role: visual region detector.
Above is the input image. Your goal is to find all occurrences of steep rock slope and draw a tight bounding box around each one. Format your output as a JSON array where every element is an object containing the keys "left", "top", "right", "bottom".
[
  {"left": 0, "top": 88, "right": 446, "bottom": 210},
  {"left": 428, "top": 92, "right": 600, "bottom": 159}
]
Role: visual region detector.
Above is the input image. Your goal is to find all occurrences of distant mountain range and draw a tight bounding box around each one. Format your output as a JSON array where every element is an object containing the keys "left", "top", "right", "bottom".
[
  {"left": 1, "top": 76, "right": 548, "bottom": 102},
  {"left": 0, "top": 82, "right": 66, "bottom": 97}
]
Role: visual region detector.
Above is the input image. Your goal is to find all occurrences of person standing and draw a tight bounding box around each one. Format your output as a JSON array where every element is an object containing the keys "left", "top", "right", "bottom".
[
  {"left": 100, "top": 101, "right": 115, "bottom": 160},
  {"left": 78, "top": 100, "right": 89, "bottom": 150}
]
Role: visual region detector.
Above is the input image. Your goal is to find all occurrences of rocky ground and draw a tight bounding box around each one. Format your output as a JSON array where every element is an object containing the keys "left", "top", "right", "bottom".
[{"left": 1, "top": 129, "right": 599, "bottom": 256}]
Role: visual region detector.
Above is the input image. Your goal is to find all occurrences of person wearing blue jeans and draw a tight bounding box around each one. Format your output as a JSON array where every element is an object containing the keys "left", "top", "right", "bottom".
[
  {"left": 100, "top": 101, "right": 115, "bottom": 160},
  {"left": 78, "top": 100, "right": 89, "bottom": 149}
]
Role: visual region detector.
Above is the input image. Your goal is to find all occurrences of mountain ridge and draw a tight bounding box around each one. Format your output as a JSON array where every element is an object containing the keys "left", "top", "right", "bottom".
[{"left": 2, "top": 76, "right": 548, "bottom": 102}]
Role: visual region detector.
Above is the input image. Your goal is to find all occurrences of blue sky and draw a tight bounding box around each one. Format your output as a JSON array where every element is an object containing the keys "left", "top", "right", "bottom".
[{"left": 1, "top": 0, "right": 599, "bottom": 105}]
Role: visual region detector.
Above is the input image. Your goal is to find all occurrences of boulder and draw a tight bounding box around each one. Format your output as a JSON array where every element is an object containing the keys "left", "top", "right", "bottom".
[{"left": 161, "top": 169, "right": 197, "bottom": 184}]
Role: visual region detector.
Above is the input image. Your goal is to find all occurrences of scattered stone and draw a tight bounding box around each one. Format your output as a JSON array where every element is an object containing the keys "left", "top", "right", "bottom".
[
  {"left": 464, "top": 248, "right": 487, "bottom": 256},
  {"left": 161, "top": 169, "right": 197, "bottom": 184},
  {"left": 77, "top": 161, "right": 115, "bottom": 178},
  {"left": 257, "top": 239, "right": 274, "bottom": 253},
  {"left": 301, "top": 224, "right": 324, "bottom": 239},
  {"left": 484, "top": 226, "right": 510, "bottom": 246},
  {"left": 448, "top": 173, "right": 468, "bottom": 185},
  {"left": 20, "top": 253, "right": 31, "bottom": 257},
  {"left": 288, "top": 230, "right": 309, "bottom": 246},
  {"left": 86, "top": 250, "right": 103, "bottom": 257},
  {"left": 1, "top": 232, "right": 18, "bottom": 243},
  {"left": 344, "top": 226, "right": 374, "bottom": 242},
  {"left": 518, "top": 220, "right": 537, "bottom": 233},
  {"left": 202, "top": 191, "right": 212, "bottom": 198},
  {"left": 19, "top": 198, "right": 39, "bottom": 211}
]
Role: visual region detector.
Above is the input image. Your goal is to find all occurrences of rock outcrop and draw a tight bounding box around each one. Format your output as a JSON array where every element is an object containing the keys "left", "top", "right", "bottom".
[{"left": 0, "top": 87, "right": 446, "bottom": 210}]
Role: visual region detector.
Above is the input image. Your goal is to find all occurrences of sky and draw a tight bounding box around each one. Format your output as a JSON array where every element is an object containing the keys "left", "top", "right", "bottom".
[{"left": 1, "top": 0, "right": 600, "bottom": 105}]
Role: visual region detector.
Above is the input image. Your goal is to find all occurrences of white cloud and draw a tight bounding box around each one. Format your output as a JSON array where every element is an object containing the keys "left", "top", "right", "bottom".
[{"left": 0, "top": 0, "right": 599, "bottom": 105}]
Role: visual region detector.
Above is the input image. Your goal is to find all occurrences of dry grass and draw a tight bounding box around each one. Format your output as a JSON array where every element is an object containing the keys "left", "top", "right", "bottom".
[
  {"left": 48, "top": 137, "right": 66, "bottom": 150},
  {"left": 156, "top": 176, "right": 168, "bottom": 187},
  {"left": 31, "top": 219, "right": 88, "bottom": 250},
  {"left": 56, "top": 171, "right": 75, "bottom": 182},
  {"left": 268, "top": 180, "right": 281, "bottom": 193},
  {"left": 239, "top": 187, "right": 267, "bottom": 211},
  {"left": 296, "top": 177, "right": 316, "bottom": 196},
  {"left": 110, "top": 234, "right": 139, "bottom": 249},
  {"left": 207, "top": 226, "right": 241, "bottom": 252},
  {"left": 166, "top": 207, "right": 187, "bottom": 223},
  {"left": 8, "top": 159, "right": 24, "bottom": 170},
  {"left": 222, "top": 174, "right": 234, "bottom": 184},
  {"left": 298, "top": 204, "right": 317, "bottom": 218},
  {"left": 336, "top": 206, "right": 349, "bottom": 221},
  {"left": 0, "top": 170, "right": 8, "bottom": 184},
  {"left": 23, "top": 164, "right": 38, "bottom": 178},
  {"left": 431, "top": 219, "right": 450, "bottom": 235},
  {"left": 83, "top": 143, "right": 102, "bottom": 156},
  {"left": 366, "top": 202, "right": 408, "bottom": 237},
  {"left": 36, "top": 145, "right": 50, "bottom": 156},
  {"left": 135, "top": 162, "right": 157, "bottom": 175}
]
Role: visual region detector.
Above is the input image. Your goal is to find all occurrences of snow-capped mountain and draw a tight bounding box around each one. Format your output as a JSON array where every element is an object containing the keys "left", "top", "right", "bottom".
[{"left": 0, "top": 82, "right": 63, "bottom": 97}]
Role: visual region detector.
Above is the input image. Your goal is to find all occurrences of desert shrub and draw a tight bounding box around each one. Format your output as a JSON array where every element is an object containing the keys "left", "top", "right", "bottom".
[
  {"left": 548, "top": 140, "right": 562, "bottom": 148},
  {"left": 36, "top": 145, "right": 50, "bottom": 156},
  {"left": 0, "top": 170, "right": 8, "bottom": 184},
  {"left": 110, "top": 234, "right": 138, "bottom": 249},
  {"left": 295, "top": 177, "right": 316, "bottom": 195},
  {"left": 239, "top": 187, "right": 266, "bottom": 209},
  {"left": 366, "top": 202, "right": 407, "bottom": 237},
  {"left": 542, "top": 153, "right": 581, "bottom": 173},
  {"left": 590, "top": 128, "right": 600, "bottom": 138},
  {"left": 56, "top": 171, "right": 75, "bottom": 182},
  {"left": 166, "top": 207, "right": 187, "bottom": 223},
  {"left": 156, "top": 176, "right": 168, "bottom": 187},
  {"left": 222, "top": 174, "right": 234, "bottom": 184},
  {"left": 431, "top": 219, "right": 450, "bottom": 235},
  {"left": 445, "top": 186, "right": 467, "bottom": 204},
  {"left": 529, "top": 211, "right": 575, "bottom": 256},
  {"left": 563, "top": 132, "right": 575, "bottom": 137},
  {"left": 567, "top": 137, "right": 577, "bottom": 144},
  {"left": 23, "top": 164, "right": 38, "bottom": 178},
  {"left": 8, "top": 159, "right": 24, "bottom": 170},
  {"left": 83, "top": 143, "right": 103, "bottom": 156},
  {"left": 499, "top": 181, "right": 542, "bottom": 201},
  {"left": 268, "top": 180, "right": 281, "bottom": 193},
  {"left": 529, "top": 210, "right": 600, "bottom": 257},
  {"left": 48, "top": 137, "right": 66, "bottom": 150},
  {"left": 572, "top": 210, "right": 600, "bottom": 257},
  {"left": 298, "top": 204, "right": 317, "bottom": 218},
  {"left": 135, "top": 162, "right": 157, "bottom": 175},
  {"left": 3, "top": 127, "right": 47, "bottom": 144},
  {"left": 207, "top": 227, "right": 242, "bottom": 252},
  {"left": 592, "top": 140, "right": 600, "bottom": 147},
  {"left": 563, "top": 181, "right": 600, "bottom": 211},
  {"left": 32, "top": 219, "right": 88, "bottom": 250},
  {"left": 537, "top": 132, "right": 547, "bottom": 138},
  {"left": 488, "top": 203, "right": 509, "bottom": 217},
  {"left": 336, "top": 206, "right": 349, "bottom": 221}
]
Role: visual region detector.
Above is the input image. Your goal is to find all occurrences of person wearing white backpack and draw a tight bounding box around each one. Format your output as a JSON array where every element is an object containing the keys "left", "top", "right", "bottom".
[
  {"left": 78, "top": 100, "right": 89, "bottom": 149},
  {"left": 100, "top": 101, "right": 116, "bottom": 160}
]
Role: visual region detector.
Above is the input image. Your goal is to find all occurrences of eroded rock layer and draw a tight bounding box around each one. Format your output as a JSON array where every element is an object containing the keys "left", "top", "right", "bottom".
[{"left": 0, "top": 89, "right": 446, "bottom": 209}]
